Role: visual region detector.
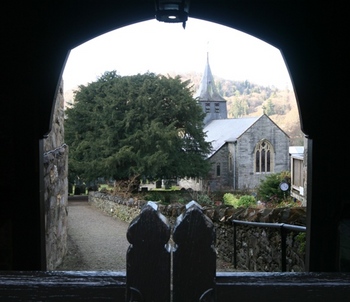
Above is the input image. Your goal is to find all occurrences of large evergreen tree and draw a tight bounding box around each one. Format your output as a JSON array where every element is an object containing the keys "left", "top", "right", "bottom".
[{"left": 65, "top": 71, "right": 212, "bottom": 185}]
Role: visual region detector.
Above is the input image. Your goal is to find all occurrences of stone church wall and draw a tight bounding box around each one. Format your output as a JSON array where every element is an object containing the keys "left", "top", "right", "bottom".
[
  {"left": 237, "top": 115, "right": 290, "bottom": 189},
  {"left": 43, "top": 80, "right": 68, "bottom": 270},
  {"left": 206, "top": 115, "right": 290, "bottom": 192},
  {"left": 207, "top": 144, "right": 232, "bottom": 192}
]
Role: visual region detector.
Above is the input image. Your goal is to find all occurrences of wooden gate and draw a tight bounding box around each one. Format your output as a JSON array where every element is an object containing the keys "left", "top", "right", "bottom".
[
  {"left": 126, "top": 200, "right": 216, "bottom": 302},
  {"left": 1, "top": 200, "right": 350, "bottom": 301}
]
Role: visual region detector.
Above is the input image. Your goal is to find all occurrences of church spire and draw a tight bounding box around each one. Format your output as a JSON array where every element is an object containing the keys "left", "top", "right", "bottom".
[
  {"left": 195, "top": 52, "right": 227, "bottom": 125},
  {"left": 194, "top": 52, "right": 226, "bottom": 103}
]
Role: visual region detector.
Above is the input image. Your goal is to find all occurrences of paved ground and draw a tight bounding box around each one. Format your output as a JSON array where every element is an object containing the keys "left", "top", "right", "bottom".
[{"left": 56, "top": 199, "right": 130, "bottom": 271}]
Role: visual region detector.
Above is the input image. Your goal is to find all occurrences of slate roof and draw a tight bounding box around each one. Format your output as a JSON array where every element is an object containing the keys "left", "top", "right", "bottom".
[
  {"left": 204, "top": 116, "right": 260, "bottom": 158},
  {"left": 194, "top": 53, "right": 227, "bottom": 103}
]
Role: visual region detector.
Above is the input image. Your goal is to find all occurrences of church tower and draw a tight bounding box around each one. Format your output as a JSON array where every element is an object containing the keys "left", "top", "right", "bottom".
[{"left": 194, "top": 53, "right": 227, "bottom": 125}]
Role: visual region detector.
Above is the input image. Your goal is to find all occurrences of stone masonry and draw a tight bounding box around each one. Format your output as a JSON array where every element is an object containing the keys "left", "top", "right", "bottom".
[{"left": 43, "top": 80, "right": 68, "bottom": 270}]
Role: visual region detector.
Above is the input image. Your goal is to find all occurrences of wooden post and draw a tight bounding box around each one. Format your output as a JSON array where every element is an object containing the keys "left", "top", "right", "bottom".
[
  {"left": 126, "top": 201, "right": 171, "bottom": 302},
  {"left": 173, "top": 201, "right": 216, "bottom": 302}
]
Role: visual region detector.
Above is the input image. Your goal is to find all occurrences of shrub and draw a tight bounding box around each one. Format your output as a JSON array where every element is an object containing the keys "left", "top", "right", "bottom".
[
  {"left": 257, "top": 171, "right": 291, "bottom": 203},
  {"left": 274, "top": 197, "right": 302, "bottom": 208},
  {"left": 237, "top": 195, "right": 256, "bottom": 208},
  {"left": 144, "top": 191, "right": 164, "bottom": 203},
  {"left": 223, "top": 193, "right": 256, "bottom": 208},
  {"left": 177, "top": 197, "right": 187, "bottom": 204},
  {"left": 196, "top": 193, "right": 214, "bottom": 206},
  {"left": 223, "top": 193, "right": 240, "bottom": 207}
]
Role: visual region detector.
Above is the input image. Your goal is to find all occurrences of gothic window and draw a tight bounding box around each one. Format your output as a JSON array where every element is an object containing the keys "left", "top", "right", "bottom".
[
  {"left": 205, "top": 102, "right": 210, "bottom": 113},
  {"left": 255, "top": 140, "right": 274, "bottom": 173},
  {"left": 229, "top": 152, "right": 232, "bottom": 172}
]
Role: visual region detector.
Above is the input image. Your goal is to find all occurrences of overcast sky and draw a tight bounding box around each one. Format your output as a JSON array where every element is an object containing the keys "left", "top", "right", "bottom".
[{"left": 62, "top": 18, "right": 293, "bottom": 92}]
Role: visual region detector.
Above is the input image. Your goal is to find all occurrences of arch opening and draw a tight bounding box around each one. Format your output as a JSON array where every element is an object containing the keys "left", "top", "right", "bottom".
[{"left": 54, "top": 17, "right": 304, "bottom": 272}]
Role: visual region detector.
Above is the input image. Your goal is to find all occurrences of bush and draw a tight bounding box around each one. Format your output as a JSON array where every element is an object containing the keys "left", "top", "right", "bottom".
[
  {"left": 257, "top": 171, "right": 291, "bottom": 203},
  {"left": 274, "top": 198, "right": 302, "bottom": 208},
  {"left": 144, "top": 191, "right": 164, "bottom": 203},
  {"left": 223, "top": 193, "right": 256, "bottom": 208},
  {"left": 177, "top": 197, "right": 187, "bottom": 204},
  {"left": 223, "top": 193, "right": 240, "bottom": 207},
  {"left": 237, "top": 195, "right": 256, "bottom": 208},
  {"left": 196, "top": 193, "right": 214, "bottom": 206}
]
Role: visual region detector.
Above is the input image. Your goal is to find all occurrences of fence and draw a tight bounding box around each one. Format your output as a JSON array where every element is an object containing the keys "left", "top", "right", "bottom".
[{"left": 232, "top": 219, "right": 306, "bottom": 272}]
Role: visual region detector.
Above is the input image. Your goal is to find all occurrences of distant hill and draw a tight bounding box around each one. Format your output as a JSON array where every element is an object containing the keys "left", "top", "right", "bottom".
[
  {"left": 171, "top": 72, "right": 303, "bottom": 146},
  {"left": 64, "top": 71, "right": 304, "bottom": 146}
]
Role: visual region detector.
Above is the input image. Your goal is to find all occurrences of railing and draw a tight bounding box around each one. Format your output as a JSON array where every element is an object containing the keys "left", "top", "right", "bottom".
[{"left": 232, "top": 219, "right": 306, "bottom": 272}]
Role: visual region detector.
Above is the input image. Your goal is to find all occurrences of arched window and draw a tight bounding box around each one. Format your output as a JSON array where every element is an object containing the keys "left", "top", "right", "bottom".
[
  {"left": 216, "top": 162, "right": 221, "bottom": 177},
  {"left": 255, "top": 140, "right": 274, "bottom": 173}
]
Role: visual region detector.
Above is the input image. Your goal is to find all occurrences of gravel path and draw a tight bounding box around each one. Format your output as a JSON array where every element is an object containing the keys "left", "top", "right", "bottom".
[
  {"left": 56, "top": 199, "right": 236, "bottom": 272},
  {"left": 56, "top": 200, "right": 130, "bottom": 271}
]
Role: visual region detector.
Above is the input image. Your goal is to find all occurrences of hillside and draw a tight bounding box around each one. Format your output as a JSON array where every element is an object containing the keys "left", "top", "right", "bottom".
[
  {"left": 64, "top": 72, "right": 304, "bottom": 146},
  {"left": 165, "top": 72, "right": 303, "bottom": 146}
]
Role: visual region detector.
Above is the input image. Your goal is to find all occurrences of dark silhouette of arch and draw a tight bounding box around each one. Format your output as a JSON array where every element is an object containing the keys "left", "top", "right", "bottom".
[{"left": 2, "top": 0, "right": 349, "bottom": 273}]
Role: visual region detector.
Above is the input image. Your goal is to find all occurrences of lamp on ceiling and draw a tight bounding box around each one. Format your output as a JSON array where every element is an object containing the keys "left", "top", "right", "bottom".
[{"left": 155, "top": 0, "right": 190, "bottom": 28}]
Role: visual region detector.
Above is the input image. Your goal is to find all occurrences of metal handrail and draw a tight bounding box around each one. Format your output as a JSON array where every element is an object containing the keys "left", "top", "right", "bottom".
[{"left": 232, "top": 219, "right": 306, "bottom": 272}]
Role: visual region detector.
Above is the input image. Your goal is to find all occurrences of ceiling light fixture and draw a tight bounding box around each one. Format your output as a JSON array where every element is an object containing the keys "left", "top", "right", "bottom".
[{"left": 155, "top": 0, "right": 190, "bottom": 29}]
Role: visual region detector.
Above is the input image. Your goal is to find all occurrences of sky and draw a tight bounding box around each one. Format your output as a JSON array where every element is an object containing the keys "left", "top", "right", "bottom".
[{"left": 62, "top": 18, "right": 293, "bottom": 93}]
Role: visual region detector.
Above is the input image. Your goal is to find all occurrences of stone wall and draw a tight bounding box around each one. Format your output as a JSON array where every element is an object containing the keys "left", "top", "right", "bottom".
[
  {"left": 88, "top": 192, "right": 142, "bottom": 224},
  {"left": 89, "top": 192, "right": 306, "bottom": 272},
  {"left": 43, "top": 80, "right": 68, "bottom": 270},
  {"left": 207, "top": 144, "right": 231, "bottom": 191},
  {"left": 211, "top": 207, "right": 306, "bottom": 272}
]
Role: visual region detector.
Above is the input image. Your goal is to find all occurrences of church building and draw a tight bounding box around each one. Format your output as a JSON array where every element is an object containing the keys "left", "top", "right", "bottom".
[{"left": 181, "top": 55, "right": 290, "bottom": 192}]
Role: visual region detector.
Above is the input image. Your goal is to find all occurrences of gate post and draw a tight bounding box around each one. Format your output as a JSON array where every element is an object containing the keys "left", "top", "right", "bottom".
[
  {"left": 173, "top": 201, "right": 216, "bottom": 302},
  {"left": 126, "top": 201, "right": 171, "bottom": 302}
]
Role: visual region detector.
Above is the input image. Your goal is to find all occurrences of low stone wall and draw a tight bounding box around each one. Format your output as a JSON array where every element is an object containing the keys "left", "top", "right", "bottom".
[
  {"left": 213, "top": 206, "right": 307, "bottom": 272},
  {"left": 88, "top": 192, "right": 142, "bottom": 224},
  {"left": 235, "top": 224, "right": 305, "bottom": 272},
  {"left": 88, "top": 192, "right": 307, "bottom": 272}
]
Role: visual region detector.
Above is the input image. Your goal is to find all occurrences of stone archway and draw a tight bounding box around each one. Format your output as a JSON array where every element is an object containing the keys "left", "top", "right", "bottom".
[{"left": 2, "top": 0, "right": 348, "bottom": 272}]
